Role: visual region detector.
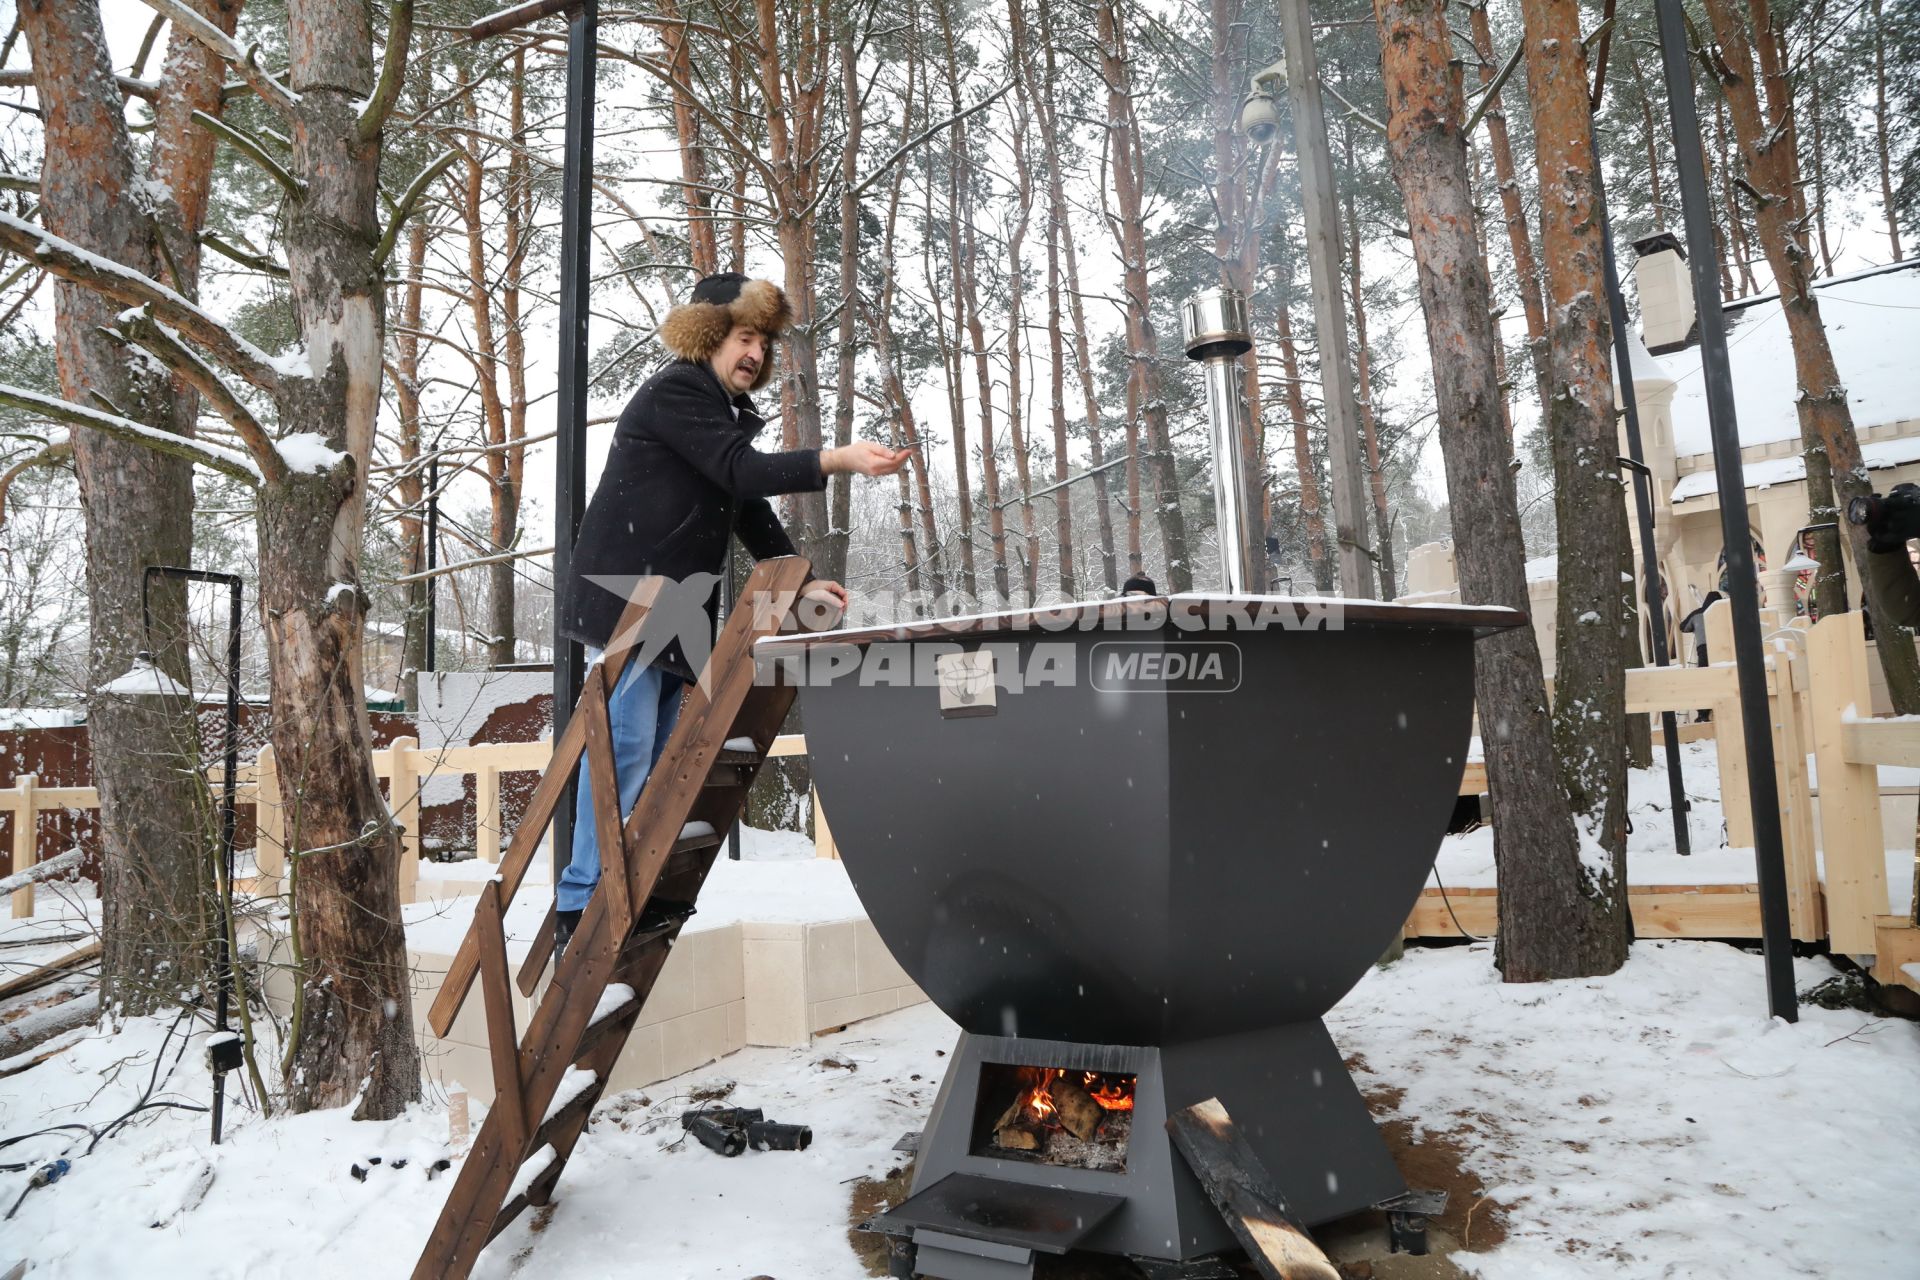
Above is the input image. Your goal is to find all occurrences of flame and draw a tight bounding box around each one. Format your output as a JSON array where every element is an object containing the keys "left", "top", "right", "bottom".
[
  {"left": 1084, "top": 1071, "right": 1136, "bottom": 1112},
  {"left": 1025, "top": 1068, "right": 1061, "bottom": 1121}
]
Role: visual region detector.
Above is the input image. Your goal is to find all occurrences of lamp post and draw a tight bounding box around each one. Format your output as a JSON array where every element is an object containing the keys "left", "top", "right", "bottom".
[{"left": 1651, "top": 0, "right": 1797, "bottom": 1021}]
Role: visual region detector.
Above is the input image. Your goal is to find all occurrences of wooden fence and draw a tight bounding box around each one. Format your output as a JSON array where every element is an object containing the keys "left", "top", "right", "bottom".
[{"left": 2, "top": 607, "right": 1911, "bottom": 985}]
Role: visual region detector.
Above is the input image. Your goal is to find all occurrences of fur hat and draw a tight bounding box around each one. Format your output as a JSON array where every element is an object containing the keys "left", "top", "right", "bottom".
[{"left": 658, "top": 272, "right": 791, "bottom": 392}]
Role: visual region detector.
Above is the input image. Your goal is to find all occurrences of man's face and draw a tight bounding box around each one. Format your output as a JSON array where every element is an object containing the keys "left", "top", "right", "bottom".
[{"left": 712, "top": 325, "right": 770, "bottom": 395}]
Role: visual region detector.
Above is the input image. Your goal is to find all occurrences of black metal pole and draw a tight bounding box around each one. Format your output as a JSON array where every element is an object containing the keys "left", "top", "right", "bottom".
[
  {"left": 142, "top": 566, "right": 246, "bottom": 1138},
  {"left": 213, "top": 576, "right": 241, "bottom": 1143},
  {"left": 424, "top": 452, "right": 439, "bottom": 675},
  {"left": 1592, "top": 152, "right": 1692, "bottom": 855},
  {"left": 551, "top": 0, "right": 597, "bottom": 882},
  {"left": 1651, "top": 0, "right": 1797, "bottom": 1020},
  {"left": 723, "top": 554, "right": 742, "bottom": 861}
]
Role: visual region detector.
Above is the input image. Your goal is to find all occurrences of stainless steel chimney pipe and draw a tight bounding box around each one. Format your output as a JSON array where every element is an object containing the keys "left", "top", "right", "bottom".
[{"left": 1181, "top": 287, "right": 1263, "bottom": 593}]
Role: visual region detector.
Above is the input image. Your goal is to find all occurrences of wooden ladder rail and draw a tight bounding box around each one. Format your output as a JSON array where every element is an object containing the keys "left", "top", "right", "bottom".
[
  {"left": 424, "top": 575, "right": 668, "bottom": 1039},
  {"left": 412, "top": 556, "right": 812, "bottom": 1280}
]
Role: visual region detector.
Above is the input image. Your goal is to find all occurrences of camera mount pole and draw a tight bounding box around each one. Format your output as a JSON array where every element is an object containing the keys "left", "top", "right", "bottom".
[
  {"left": 472, "top": 0, "right": 597, "bottom": 879},
  {"left": 1273, "top": 0, "right": 1374, "bottom": 600},
  {"left": 1651, "top": 0, "right": 1797, "bottom": 1021}
]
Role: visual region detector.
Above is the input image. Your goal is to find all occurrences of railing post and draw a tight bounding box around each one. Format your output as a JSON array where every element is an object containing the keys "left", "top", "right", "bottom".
[
  {"left": 389, "top": 737, "right": 421, "bottom": 905},
  {"left": 1767, "top": 639, "right": 1822, "bottom": 940},
  {"left": 1808, "top": 612, "right": 1885, "bottom": 954},
  {"left": 10, "top": 774, "right": 36, "bottom": 919},
  {"left": 1705, "top": 600, "right": 1754, "bottom": 848},
  {"left": 254, "top": 746, "right": 284, "bottom": 899},
  {"left": 476, "top": 765, "right": 502, "bottom": 865}
]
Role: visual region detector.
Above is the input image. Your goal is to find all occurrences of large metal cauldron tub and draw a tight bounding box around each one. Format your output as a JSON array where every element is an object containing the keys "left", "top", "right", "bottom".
[{"left": 757, "top": 595, "right": 1523, "bottom": 1271}]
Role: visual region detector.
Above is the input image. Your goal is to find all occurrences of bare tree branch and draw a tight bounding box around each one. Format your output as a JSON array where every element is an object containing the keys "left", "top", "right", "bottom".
[
  {"left": 137, "top": 0, "right": 300, "bottom": 118},
  {"left": 0, "top": 69, "right": 157, "bottom": 100},
  {"left": 0, "top": 384, "right": 262, "bottom": 484},
  {"left": 192, "top": 109, "right": 303, "bottom": 198},
  {"left": 0, "top": 434, "right": 71, "bottom": 527},
  {"left": 358, "top": 0, "right": 416, "bottom": 142},
  {"left": 0, "top": 210, "right": 282, "bottom": 393},
  {"left": 201, "top": 231, "right": 289, "bottom": 277},
  {"left": 375, "top": 148, "right": 461, "bottom": 268},
  {"left": 105, "top": 306, "right": 288, "bottom": 485}
]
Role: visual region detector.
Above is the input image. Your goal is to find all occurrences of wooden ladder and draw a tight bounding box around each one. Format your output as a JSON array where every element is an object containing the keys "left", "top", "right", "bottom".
[{"left": 412, "top": 556, "right": 813, "bottom": 1280}]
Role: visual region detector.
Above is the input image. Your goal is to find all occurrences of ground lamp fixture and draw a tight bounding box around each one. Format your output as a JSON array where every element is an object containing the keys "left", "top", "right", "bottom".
[{"left": 136, "top": 566, "right": 247, "bottom": 1141}]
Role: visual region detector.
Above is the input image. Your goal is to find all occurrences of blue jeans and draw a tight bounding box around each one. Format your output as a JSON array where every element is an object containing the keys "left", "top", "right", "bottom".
[{"left": 556, "top": 652, "right": 687, "bottom": 913}]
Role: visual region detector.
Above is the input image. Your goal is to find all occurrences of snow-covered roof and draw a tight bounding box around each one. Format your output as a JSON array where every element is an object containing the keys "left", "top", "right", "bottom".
[
  {"left": 0, "top": 707, "right": 81, "bottom": 730},
  {"left": 1615, "top": 325, "right": 1675, "bottom": 391},
  {"left": 1670, "top": 433, "right": 1920, "bottom": 503},
  {"left": 1663, "top": 261, "right": 1920, "bottom": 458}
]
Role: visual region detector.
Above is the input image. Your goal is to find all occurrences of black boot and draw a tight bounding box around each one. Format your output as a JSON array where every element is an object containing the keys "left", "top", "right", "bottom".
[{"left": 554, "top": 908, "right": 583, "bottom": 962}]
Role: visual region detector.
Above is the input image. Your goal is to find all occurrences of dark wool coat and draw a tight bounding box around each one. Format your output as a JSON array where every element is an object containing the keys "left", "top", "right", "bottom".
[{"left": 560, "top": 359, "right": 824, "bottom": 676}]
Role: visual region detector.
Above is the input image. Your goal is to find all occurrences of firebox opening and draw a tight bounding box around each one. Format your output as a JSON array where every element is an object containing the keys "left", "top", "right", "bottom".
[{"left": 970, "top": 1063, "right": 1136, "bottom": 1172}]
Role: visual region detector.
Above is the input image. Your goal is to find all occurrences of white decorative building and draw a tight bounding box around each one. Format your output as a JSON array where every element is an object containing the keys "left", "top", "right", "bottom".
[{"left": 1403, "top": 239, "right": 1920, "bottom": 684}]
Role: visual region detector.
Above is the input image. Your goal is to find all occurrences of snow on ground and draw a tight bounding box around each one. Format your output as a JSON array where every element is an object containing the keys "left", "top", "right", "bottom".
[
  {"left": 1331, "top": 940, "right": 1920, "bottom": 1279},
  {"left": 2, "top": 939, "right": 1915, "bottom": 1278}
]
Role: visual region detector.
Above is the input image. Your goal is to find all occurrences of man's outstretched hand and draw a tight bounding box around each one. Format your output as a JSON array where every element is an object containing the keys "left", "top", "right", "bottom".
[{"left": 823, "top": 441, "right": 911, "bottom": 477}]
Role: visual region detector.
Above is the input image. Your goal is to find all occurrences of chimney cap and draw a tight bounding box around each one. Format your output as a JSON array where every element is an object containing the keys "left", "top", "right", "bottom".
[{"left": 1632, "top": 230, "right": 1687, "bottom": 260}]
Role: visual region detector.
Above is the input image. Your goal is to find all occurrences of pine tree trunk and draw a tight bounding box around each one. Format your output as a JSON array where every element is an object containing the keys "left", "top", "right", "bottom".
[
  {"left": 661, "top": 0, "right": 719, "bottom": 276},
  {"left": 757, "top": 0, "right": 831, "bottom": 564},
  {"left": 1342, "top": 124, "right": 1396, "bottom": 599},
  {"left": 1522, "top": 0, "right": 1632, "bottom": 966},
  {"left": 1702, "top": 0, "right": 1920, "bottom": 712},
  {"left": 1374, "top": 0, "right": 1620, "bottom": 981},
  {"left": 273, "top": 0, "right": 420, "bottom": 1117},
  {"left": 1003, "top": 18, "right": 1042, "bottom": 604},
  {"left": 828, "top": 34, "right": 863, "bottom": 587},
  {"left": 394, "top": 215, "right": 431, "bottom": 707},
  {"left": 457, "top": 98, "right": 516, "bottom": 668},
  {"left": 21, "top": 0, "right": 238, "bottom": 1016},
  {"left": 1466, "top": 2, "right": 1551, "bottom": 412},
  {"left": 1099, "top": 0, "right": 1190, "bottom": 590},
  {"left": 1627, "top": 45, "right": 1668, "bottom": 229},
  {"left": 1871, "top": 0, "right": 1903, "bottom": 259},
  {"left": 1035, "top": 0, "right": 1118, "bottom": 592},
  {"left": 1273, "top": 240, "right": 1331, "bottom": 591},
  {"left": 1209, "top": 0, "right": 1270, "bottom": 578}
]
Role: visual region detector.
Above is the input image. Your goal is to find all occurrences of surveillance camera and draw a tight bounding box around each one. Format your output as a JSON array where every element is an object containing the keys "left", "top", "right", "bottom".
[{"left": 1238, "top": 91, "right": 1280, "bottom": 143}]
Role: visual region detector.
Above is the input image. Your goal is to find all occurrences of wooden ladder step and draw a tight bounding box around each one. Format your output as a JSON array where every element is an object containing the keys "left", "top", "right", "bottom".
[
  {"left": 618, "top": 900, "right": 697, "bottom": 965},
  {"left": 533, "top": 1065, "right": 605, "bottom": 1152},
  {"left": 514, "top": 823, "right": 726, "bottom": 997},
  {"left": 573, "top": 983, "right": 642, "bottom": 1063}
]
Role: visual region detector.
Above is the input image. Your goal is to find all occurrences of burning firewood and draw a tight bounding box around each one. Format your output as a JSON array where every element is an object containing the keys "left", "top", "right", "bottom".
[{"left": 1049, "top": 1077, "right": 1103, "bottom": 1141}]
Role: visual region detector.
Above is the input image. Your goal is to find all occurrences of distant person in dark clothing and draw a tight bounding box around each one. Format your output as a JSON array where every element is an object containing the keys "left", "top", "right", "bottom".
[
  {"left": 553, "top": 271, "right": 907, "bottom": 954},
  {"left": 1861, "top": 485, "right": 1920, "bottom": 632},
  {"left": 1678, "top": 589, "right": 1722, "bottom": 670},
  {"left": 1121, "top": 574, "right": 1158, "bottom": 597}
]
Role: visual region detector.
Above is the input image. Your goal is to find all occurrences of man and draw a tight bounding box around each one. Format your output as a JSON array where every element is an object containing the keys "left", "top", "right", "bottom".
[
  {"left": 1860, "top": 484, "right": 1920, "bottom": 632},
  {"left": 555, "top": 272, "right": 906, "bottom": 953}
]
